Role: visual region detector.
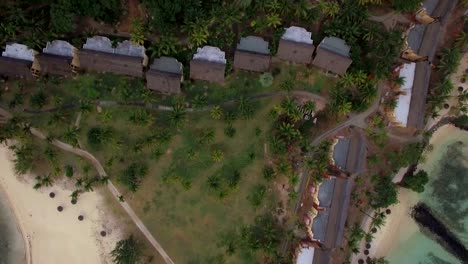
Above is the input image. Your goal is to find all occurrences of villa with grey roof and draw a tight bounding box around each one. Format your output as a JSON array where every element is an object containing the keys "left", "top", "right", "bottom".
[
  {"left": 146, "top": 57, "right": 183, "bottom": 94},
  {"left": 312, "top": 37, "right": 352, "bottom": 76},
  {"left": 233, "top": 36, "right": 271, "bottom": 72},
  {"left": 0, "top": 43, "right": 37, "bottom": 80},
  {"left": 190, "top": 46, "right": 226, "bottom": 84},
  {"left": 277, "top": 26, "right": 315, "bottom": 64},
  {"left": 36, "top": 40, "right": 77, "bottom": 77},
  {"left": 78, "top": 36, "right": 147, "bottom": 78}
]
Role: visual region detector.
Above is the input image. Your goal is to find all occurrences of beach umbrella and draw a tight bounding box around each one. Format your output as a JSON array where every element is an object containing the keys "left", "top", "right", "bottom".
[
  {"left": 57, "top": 206, "right": 63, "bottom": 212},
  {"left": 49, "top": 192, "right": 55, "bottom": 198},
  {"left": 100, "top": 231, "right": 107, "bottom": 237},
  {"left": 78, "top": 215, "right": 84, "bottom": 221}
]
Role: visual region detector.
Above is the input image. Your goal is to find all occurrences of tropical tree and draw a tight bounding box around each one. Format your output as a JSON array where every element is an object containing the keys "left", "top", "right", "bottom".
[
  {"left": 278, "top": 122, "right": 301, "bottom": 142},
  {"left": 370, "top": 175, "right": 398, "bottom": 209},
  {"left": 130, "top": 18, "right": 146, "bottom": 46},
  {"left": 211, "top": 149, "right": 224, "bottom": 163},
  {"left": 240, "top": 213, "right": 286, "bottom": 256},
  {"left": 147, "top": 33, "right": 180, "bottom": 59},
  {"left": 303, "top": 101, "right": 316, "bottom": 114},
  {"left": 401, "top": 170, "right": 429, "bottom": 193},
  {"left": 118, "top": 162, "right": 148, "bottom": 192},
  {"left": 438, "top": 48, "right": 461, "bottom": 76},
  {"left": 248, "top": 184, "right": 267, "bottom": 207},
  {"left": 41, "top": 174, "right": 54, "bottom": 187},
  {"left": 111, "top": 235, "right": 143, "bottom": 264},
  {"left": 210, "top": 106, "right": 224, "bottom": 120},
  {"left": 318, "top": 0, "right": 340, "bottom": 18},
  {"left": 169, "top": 103, "right": 187, "bottom": 128},
  {"left": 184, "top": 18, "right": 211, "bottom": 47},
  {"left": 237, "top": 97, "right": 254, "bottom": 119},
  {"left": 191, "top": 94, "right": 207, "bottom": 109},
  {"left": 63, "top": 127, "right": 80, "bottom": 147}
]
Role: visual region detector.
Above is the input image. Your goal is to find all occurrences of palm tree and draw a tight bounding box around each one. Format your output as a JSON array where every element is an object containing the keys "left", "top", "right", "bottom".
[
  {"left": 184, "top": 18, "right": 211, "bottom": 47},
  {"left": 148, "top": 33, "right": 180, "bottom": 59},
  {"left": 211, "top": 149, "right": 224, "bottom": 163},
  {"left": 169, "top": 103, "right": 187, "bottom": 128},
  {"left": 279, "top": 122, "right": 301, "bottom": 142},
  {"left": 41, "top": 174, "right": 54, "bottom": 187},
  {"left": 266, "top": 13, "right": 281, "bottom": 28},
  {"left": 210, "top": 106, "right": 223, "bottom": 120},
  {"left": 238, "top": 97, "right": 253, "bottom": 119},
  {"left": 280, "top": 98, "right": 301, "bottom": 121},
  {"left": 303, "top": 101, "right": 316, "bottom": 114},
  {"left": 130, "top": 18, "right": 146, "bottom": 46},
  {"left": 192, "top": 95, "right": 207, "bottom": 109},
  {"left": 63, "top": 127, "right": 80, "bottom": 146}
]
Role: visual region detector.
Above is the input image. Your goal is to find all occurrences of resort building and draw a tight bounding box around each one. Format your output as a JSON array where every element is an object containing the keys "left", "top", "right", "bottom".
[
  {"left": 389, "top": 63, "right": 416, "bottom": 127},
  {"left": 36, "top": 40, "right": 78, "bottom": 77},
  {"left": 312, "top": 37, "right": 352, "bottom": 76},
  {"left": 331, "top": 130, "right": 367, "bottom": 175},
  {"left": 190, "top": 46, "right": 226, "bottom": 84},
  {"left": 146, "top": 57, "right": 183, "bottom": 94},
  {"left": 0, "top": 43, "right": 38, "bottom": 80},
  {"left": 277, "top": 26, "right": 315, "bottom": 64},
  {"left": 233, "top": 36, "right": 271, "bottom": 72},
  {"left": 78, "top": 36, "right": 147, "bottom": 78}
]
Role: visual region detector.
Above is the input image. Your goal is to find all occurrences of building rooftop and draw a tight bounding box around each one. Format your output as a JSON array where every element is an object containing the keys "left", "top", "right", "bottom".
[
  {"left": 2, "top": 43, "right": 35, "bottom": 62},
  {"left": 237, "top": 36, "right": 270, "bottom": 55},
  {"left": 150, "top": 57, "right": 182, "bottom": 75},
  {"left": 82, "top": 36, "right": 145, "bottom": 58},
  {"left": 193, "top": 46, "right": 226, "bottom": 64},
  {"left": 394, "top": 63, "right": 416, "bottom": 127},
  {"left": 43, "top": 40, "right": 74, "bottom": 57},
  {"left": 282, "top": 26, "right": 313, "bottom": 45},
  {"left": 319, "top": 37, "right": 350, "bottom": 58},
  {"left": 296, "top": 247, "right": 315, "bottom": 264},
  {"left": 317, "top": 178, "right": 336, "bottom": 208}
]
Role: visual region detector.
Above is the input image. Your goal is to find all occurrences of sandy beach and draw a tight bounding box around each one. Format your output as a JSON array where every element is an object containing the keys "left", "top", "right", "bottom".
[
  {"left": 364, "top": 124, "right": 467, "bottom": 262},
  {"left": 0, "top": 145, "right": 122, "bottom": 264}
]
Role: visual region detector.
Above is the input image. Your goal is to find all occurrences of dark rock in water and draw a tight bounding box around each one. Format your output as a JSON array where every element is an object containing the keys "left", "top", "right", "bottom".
[{"left": 411, "top": 203, "right": 468, "bottom": 263}]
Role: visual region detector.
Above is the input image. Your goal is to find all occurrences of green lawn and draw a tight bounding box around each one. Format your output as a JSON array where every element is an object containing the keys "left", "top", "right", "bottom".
[
  {"left": 0, "top": 62, "right": 337, "bottom": 263},
  {"left": 120, "top": 98, "right": 281, "bottom": 263}
]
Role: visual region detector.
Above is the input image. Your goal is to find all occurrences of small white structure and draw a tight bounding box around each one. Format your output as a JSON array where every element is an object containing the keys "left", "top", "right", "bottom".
[
  {"left": 282, "top": 26, "right": 313, "bottom": 45},
  {"left": 296, "top": 246, "right": 315, "bottom": 264},
  {"left": 115, "top": 40, "right": 146, "bottom": 58},
  {"left": 2, "top": 43, "right": 35, "bottom": 62},
  {"left": 193, "top": 46, "right": 226, "bottom": 64},
  {"left": 393, "top": 62, "right": 416, "bottom": 127}
]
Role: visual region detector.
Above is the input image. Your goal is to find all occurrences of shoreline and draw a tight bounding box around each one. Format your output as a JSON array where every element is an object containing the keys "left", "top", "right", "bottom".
[
  {"left": 0, "top": 145, "right": 122, "bottom": 264},
  {"left": 0, "top": 182, "right": 30, "bottom": 264},
  {"left": 371, "top": 124, "right": 467, "bottom": 261}
]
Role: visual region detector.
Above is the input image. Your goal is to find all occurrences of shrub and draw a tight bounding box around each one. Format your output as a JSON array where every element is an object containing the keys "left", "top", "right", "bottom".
[
  {"left": 65, "top": 165, "right": 74, "bottom": 178},
  {"left": 259, "top": 72, "right": 274, "bottom": 87},
  {"left": 263, "top": 166, "right": 275, "bottom": 181}
]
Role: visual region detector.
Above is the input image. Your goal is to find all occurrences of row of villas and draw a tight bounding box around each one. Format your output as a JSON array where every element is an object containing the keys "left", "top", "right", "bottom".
[{"left": 0, "top": 26, "right": 352, "bottom": 94}]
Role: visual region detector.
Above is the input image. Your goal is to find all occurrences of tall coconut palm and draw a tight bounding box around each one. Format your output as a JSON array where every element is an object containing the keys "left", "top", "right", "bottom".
[
  {"left": 210, "top": 106, "right": 223, "bottom": 120},
  {"left": 279, "top": 122, "right": 301, "bottom": 142},
  {"left": 63, "top": 127, "right": 80, "bottom": 146},
  {"left": 169, "top": 103, "right": 187, "bottom": 128},
  {"left": 41, "top": 174, "right": 54, "bottom": 187}
]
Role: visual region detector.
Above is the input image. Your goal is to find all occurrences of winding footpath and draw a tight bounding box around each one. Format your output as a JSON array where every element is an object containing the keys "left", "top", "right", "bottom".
[{"left": 0, "top": 107, "right": 174, "bottom": 264}]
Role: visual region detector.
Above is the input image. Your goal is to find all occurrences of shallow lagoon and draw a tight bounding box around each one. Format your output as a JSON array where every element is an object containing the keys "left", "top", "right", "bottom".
[
  {"left": 0, "top": 187, "right": 26, "bottom": 264},
  {"left": 386, "top": 126, "right": 467, "bottom": 264}
]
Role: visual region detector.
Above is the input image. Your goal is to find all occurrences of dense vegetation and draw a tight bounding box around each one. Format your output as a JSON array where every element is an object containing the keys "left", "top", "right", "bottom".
[
  {"left": 111, "top": 235, "right": 143, "bottom": 264},
  {"left": 402, "top": 170, "right": 429, "bottom": 193}
]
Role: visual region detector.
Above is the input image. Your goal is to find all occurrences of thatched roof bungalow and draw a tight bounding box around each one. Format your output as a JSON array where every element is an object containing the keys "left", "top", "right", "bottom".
[
  {"left": 36, "top": 40, "right": 77, "bottom": 77},
  {"left": 78, "top": 36, "right": 146, "bottom": 78},
  {"left": 312, "top": 37, "right": 352, "bottom": 76},
  {"left": 0, "top": 43, "right": 37, "bottom": 80},
  {"left": 233, "top": 36, "right": 271, "bottom": 72},
  {"left": 146, "top": 57, "right": 183, "bottom": 94},
  {"left": 190, "top": 46, "right": 226, "bottom": 84},
  {"left": 277, "top": 26, "right": 315, "bottom": 64}
]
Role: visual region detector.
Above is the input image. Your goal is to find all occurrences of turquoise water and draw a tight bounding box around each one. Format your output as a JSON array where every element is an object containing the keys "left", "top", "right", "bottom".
[
  {"left": 0, "top": 188, "right": 26, "bottom": 264},
  {"left": 387, "top": 130, "right": 468, "bottom": 264}
]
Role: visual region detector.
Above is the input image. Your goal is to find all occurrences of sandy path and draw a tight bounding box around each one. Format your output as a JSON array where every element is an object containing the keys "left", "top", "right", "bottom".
[{"left": 0, "top": 146, "right": 121, "bottom": 264}]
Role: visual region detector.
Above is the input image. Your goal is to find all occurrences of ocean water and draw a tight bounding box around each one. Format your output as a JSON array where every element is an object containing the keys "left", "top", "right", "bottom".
[
  {"left": 386, "top": 128, "right": 468, "bottom": 264},
  {"left": 0, "top": 188, "right": 26, "bottom": 264}
]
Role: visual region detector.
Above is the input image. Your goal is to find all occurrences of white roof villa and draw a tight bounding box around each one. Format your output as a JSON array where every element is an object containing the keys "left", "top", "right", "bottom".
[
  {"left": 296, "top": 246, "right": 315, "bottom": 264},
  {"left": 392, "top": 62, "right": 416, "bottom": 127}
]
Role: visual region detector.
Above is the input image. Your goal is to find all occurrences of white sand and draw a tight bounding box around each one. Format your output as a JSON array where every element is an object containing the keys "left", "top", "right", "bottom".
[
  {"left": 0, "top": 145, "right": 122, "bottom": 264},
  {"left": 367, "top": 124, "right": 467, "bottom": 260}
]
